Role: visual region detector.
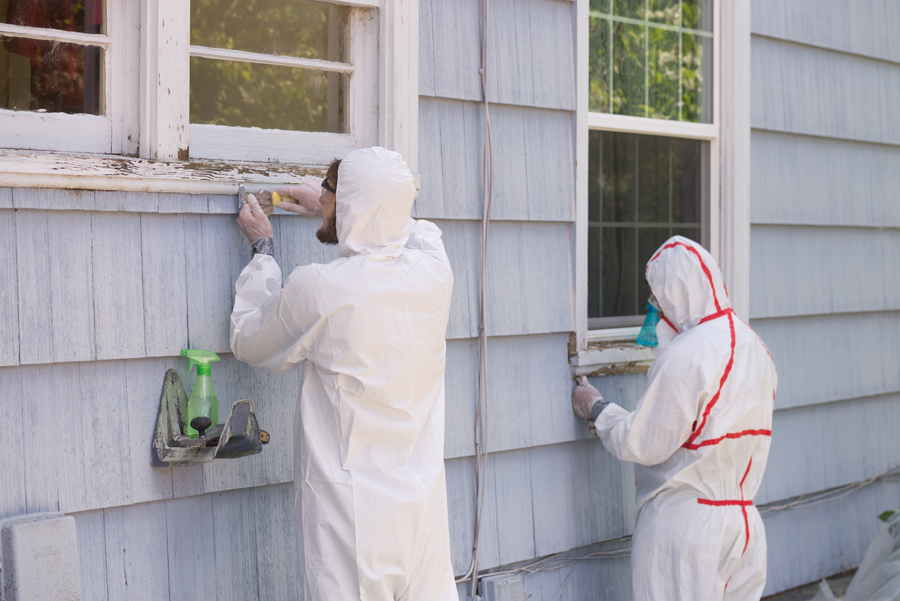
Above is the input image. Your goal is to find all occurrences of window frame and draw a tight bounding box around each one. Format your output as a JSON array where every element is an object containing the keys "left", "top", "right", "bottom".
[
  {"left": 573, "top": 0, "right": 750, "bottom": 352},
  {"left": 0, "top": 1, "right": 141, "bottom": 155},
  {"left": 0, "top": 0, "right": 419, "bottom": 190}
]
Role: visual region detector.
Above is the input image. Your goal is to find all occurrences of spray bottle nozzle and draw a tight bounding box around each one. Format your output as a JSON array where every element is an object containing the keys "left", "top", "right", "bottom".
[{"left": 181, "top": 349, "right": 220, "bottom": 375}]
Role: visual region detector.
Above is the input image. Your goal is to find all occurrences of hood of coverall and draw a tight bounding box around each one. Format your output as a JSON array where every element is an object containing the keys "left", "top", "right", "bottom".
[
  {"left": 335, "top": 146, "right": 417, "bottom": 258},
  {"left": 645, "top": 235, "right": 731, "bottom": 333}
]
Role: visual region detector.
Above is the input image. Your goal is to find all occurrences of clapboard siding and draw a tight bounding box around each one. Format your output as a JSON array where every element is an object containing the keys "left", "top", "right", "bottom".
[
  {"left": 0, "top": 210, "right": 571, "bottom": 364},
  {"left": 761, "top": 479, "right": 900, "bottom": 596},
  {"left": 751, "top": 0, "right": 900, "bottom": 64},
  {"left": 0, "top": 210, "right": 19, "bottom": 366},
  {"left": 750, "top": 225, "right": 900, "bottom": 319},
  {"left": 446, "top": 440, "right": 636, "bottom": 576},
  {"left": 752, "top": 312, "right": 900, "bottom": 411},
  {"left": 416, "top": 98, "right": 574, "bottom": 222},
  {"left": 445, "top": 333, "right": 576, "bottom": 459},
  {"left": 0, "top": 354, "right": 302, "bottom": 515},
  {"left": 751, "top": 36, "right": 900, "bottom": 145},
  {"left": 419, "top": 0, "right": 575, "bottom": 111},
  {"left": 72, "top": 483, "right": 300, "bottom": 601},
  {"left": 758, "top": 393, "right": 900, "bottom": 505},
  {"left": 750, "top": 131, "right": 900, "bottom": 228}
]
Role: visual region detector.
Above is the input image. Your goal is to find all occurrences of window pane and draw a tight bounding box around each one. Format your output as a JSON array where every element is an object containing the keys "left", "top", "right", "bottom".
[
  {"left": 1, "top": 0, "right": 104, "bottom": 34},
  {"left": 0, "top": 36, "right": 102, "bottom": 114},
  {"left": 611, "top": 22, "right": 644, "bottom": 118},
  {"left": 683, "top": 0, "right": 714, "bottom": 32},
  {"left": 613, "top": 0, "right": 644, "bottom": 20},
  {"left": 588, "top": 130, "right": 706, "bottom": 320},
  {"left": 647, "top": 27, "right": 678, "bottom": 120},
  {"left": 588, "top": 15, "right": 610, "bottom": 113},
  {"left": 682, "top": 32, "right": 712, "bottom": 123},
  {"left": 588, "top": 1, "right": 714, "bottom": 123},
  {"left": 191, "top": 0, "right": 347, "bottom": 62},
  {"left": 589, "top": 0, "right": 610, "bottom": 14},
  {"left": 648, "top": 0, "right": 680, "bottom": 26},
  {"left": 190, "top": 57, "right": 345, "bottom": 133}
]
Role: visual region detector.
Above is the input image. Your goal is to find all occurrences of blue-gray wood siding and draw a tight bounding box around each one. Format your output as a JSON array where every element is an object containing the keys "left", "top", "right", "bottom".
[
  {"left": 4, "top": 0, "right": 897, "bottom": 598},
  {"left": 748, "top": 0, "right": 900, "bottom": 594}
]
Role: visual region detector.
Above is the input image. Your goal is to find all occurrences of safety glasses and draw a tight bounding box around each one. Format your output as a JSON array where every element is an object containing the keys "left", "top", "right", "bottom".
[{"left": 321, "top": 178, "right": 336, "bottom": 194}]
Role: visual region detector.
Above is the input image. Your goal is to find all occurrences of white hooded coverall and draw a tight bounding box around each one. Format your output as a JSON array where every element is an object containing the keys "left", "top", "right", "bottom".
[
  {"left": 595, "top": 236, "right": 777, "bottom": 601},
  {"left": 230, "top": 148, "right": 458, "bottom": 601}
]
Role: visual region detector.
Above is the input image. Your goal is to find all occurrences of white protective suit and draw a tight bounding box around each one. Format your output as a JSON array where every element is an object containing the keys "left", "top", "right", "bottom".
[
  {"left": 595, "top": 236, "right": 777, "bottom": 601},
  {"left": 230, "top": 147, "right": 457, "bottom": 601}
]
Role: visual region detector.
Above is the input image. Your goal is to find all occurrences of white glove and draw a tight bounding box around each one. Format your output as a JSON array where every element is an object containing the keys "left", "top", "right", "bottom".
[
  {"left": 573, "top": 376, "right": 605, "bottom": 437},
  {"left": 274, "top": 181, "right": 323, "bottom": 217}
]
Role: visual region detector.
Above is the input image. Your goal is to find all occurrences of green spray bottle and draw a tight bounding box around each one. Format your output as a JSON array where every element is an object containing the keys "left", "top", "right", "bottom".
[{"left": 181, "top": 349, "right": 221, "bottom": 438}]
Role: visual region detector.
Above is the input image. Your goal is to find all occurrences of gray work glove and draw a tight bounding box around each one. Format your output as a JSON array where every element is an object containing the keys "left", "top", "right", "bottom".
[{"left": 573, "top": 376, "right": 607, "bottom": 437}]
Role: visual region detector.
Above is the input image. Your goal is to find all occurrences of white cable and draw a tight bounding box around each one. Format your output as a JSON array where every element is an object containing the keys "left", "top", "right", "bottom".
[{"left": 457, "top": 0, "right": 496, "bottom": 596}]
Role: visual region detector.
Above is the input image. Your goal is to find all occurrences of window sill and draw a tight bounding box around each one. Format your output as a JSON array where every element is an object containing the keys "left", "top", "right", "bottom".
[
  {"left": 571, "top": 334, "right": 657, "bottom": 377},
  {"left": 0, "top": 149, "right": 421, "bottom": 196}
]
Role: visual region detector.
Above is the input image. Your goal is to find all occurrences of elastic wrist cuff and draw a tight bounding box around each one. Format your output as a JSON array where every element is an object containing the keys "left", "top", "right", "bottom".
[
  {"left": 252, "top": 237, "right": 274, "bottom": 256},
  {"left": 590, "top": 400, "right": 608, "bottom": 421}
]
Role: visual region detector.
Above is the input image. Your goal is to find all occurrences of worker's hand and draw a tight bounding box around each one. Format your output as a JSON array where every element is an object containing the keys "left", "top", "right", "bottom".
[
  {"left": 275, "top": 182, "right": 323, "bottom": 217},
  {"left": 573, "top": 376, "right": 604, "bottom": 436},
  {"left": 237, "top": 193, "right": 273, "bottom": 244}
]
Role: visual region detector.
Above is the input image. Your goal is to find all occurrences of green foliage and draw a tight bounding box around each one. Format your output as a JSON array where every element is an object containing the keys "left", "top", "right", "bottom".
[
  {"left": 878, "top": 509, "right": 896, "bottom": 523},
  {"left": 189, "top": 0, "right": 347, "bottom": 132}
]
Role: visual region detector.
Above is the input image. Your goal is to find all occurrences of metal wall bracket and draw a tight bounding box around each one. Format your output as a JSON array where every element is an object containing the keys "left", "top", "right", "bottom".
[{"left": 151, "top": 369, "right": 269, "bottom": 468}]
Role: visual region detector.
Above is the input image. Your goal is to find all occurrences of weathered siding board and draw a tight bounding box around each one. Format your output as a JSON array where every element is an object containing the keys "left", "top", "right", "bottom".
[
  {"left": 759, "top": 393, "right": 900, "bottom": 505},
  {"left": 416, "top": 98, "right": 574, "bottom": 222},
  {"left": 752, "top": 312, "right": 900, "bottom": 411},
  {"left": 71, "top": 484, "right": 300, "bottom": 601},
  {"left": 0, "top": 187, "right": 11, "bottom": 208},
  {"left": 761, "top": 479, "right": 900, "bottom": 596},
  {"left": 48, "top": 211, "right": 96, "bottom": 363},
  {"left": 439, "top": 220, "right": 574, "bottom": 339},
  {"left": 93, "top": 213, "right": 147, "bottom": 360},
  {"left": 140, "top": 214, "right": 189, "bottom": 357},
  {"left": 750, "top": 225, "right": 900, "bottom": 319},
  {"left": 445, "top": 334, "right": 582, "bottom": 460},
  {"left": 214, "top": 489, "right": 262, "bottom": 601},
  {"left": 0, "top": 210, "right": 19, "bottom": 366},
  {"left": 446, "top": 441, "right": 636, "bottom": 576},
  {"left": 0, "top": 353, "right": 299, "bottom": 515},
  {"left": 157, "top": 192, "right": 206, "bottom": 214},
  {"left": 101, "top": 501, "right": 171, "bottom": 601},
  {"left": 13, "top": 187, "right": 97, "bottom": 211},
  {"left": 516, "top": 538, "right": 633, "bottom": 601},
  {"left": 419, "top": 0, "right": 575, "bottom": 111},
  {"left": 751, "top": 36, "right": 900, "bottom": 145},
  {"left": 125, "top": 358, "right": 176, "bottom": 503},
  {"left": 0, "top": 366, "right": 26, "bottom": 520},
  {"left": 95, "top": 190, "right": 160, "bottom": 213},
  {"left": 74, "top": 509, "right": 108, "bottom": 601},
  {"left": 15, "top": 210, "right": 53, "bottom": 364},
  {"left": 252, "top": 484, "right": 302, "bottom": 601},
  {"left": 166, "top": 495, "right": 217, "bottom": 601},
  {"left": 750, "top": 131, "right": 900, "bottom": 227},
  {"left": 751, "top": 0, "right": 900, "bottom": 64},
  {"left": 183, "top": 214, "right": 247, "bottom": 353}
]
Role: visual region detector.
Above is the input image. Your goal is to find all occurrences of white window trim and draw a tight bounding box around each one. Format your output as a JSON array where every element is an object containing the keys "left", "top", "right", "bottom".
[
  {"left": 573, "top": 0, "right": 750, "bottom": 365},
  {"left": 0, "top": 0, "right": 419, "bottom": 189},
  {"left": 0, "top": 1, "right": 141, "bottom": 155}
]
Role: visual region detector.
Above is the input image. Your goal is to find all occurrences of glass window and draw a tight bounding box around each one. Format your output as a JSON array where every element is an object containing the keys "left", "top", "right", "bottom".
[
  {"left": 588, "top": 0, "right": 713, "bottom": 123},
  {"left": 587, "top": 130, "right": 707, "bottom": 327},
  {"left": 189, "top": 0, "right": 348, "bottom": 133},
  {"left": 0, "top": 0, "right": 104, "bottom": 115}
]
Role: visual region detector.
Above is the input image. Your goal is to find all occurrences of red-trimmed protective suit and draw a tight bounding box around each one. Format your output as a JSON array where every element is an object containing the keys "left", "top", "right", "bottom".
[{"left": 594, "top": 236, "right": 777, "bottom": 600}]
